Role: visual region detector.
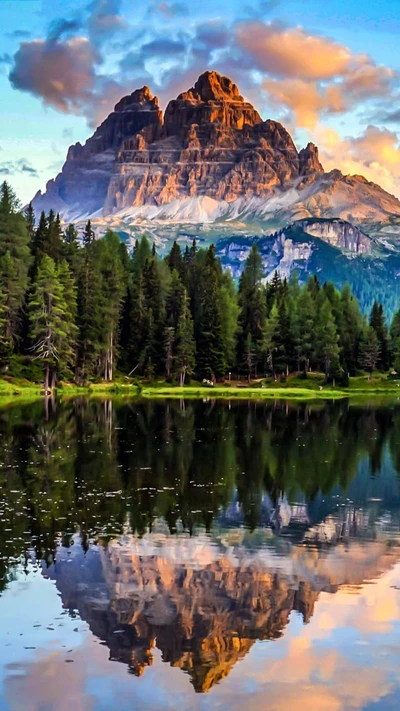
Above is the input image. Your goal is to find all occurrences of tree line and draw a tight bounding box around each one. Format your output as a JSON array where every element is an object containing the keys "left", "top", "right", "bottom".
[{"left": 1, "top": 180, "right": 400, "bottom": 386}]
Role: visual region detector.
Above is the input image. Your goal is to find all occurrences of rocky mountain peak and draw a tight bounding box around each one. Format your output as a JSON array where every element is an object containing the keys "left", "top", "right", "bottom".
[
  {"left": 299, "top": 142, "right": 324, "bottom": 176},
  {"left": 180, "top": 70, "right": 244, "bottom": 103},
  {"left": 32, "top": 69, "right": 400, "bottom": 229},
  {"left": 113, "top": 86, "right": 159, "bottom": 113},
  {"left": 163, "top": 70, "right": 262, "bottom": 135}
]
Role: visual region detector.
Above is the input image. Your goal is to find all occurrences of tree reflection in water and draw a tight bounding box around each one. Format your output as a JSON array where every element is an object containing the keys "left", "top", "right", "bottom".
[{"left": 1, "top": 397, "right": 400, "bottom": 691}]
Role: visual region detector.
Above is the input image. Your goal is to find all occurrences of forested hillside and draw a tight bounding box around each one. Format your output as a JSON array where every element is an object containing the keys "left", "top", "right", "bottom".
[{"left": 1, "top": 181, "right": 400, "bottom": 388}]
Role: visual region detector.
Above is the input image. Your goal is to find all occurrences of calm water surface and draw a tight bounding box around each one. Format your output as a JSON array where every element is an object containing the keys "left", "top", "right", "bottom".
[{"left": 1, "top": 397, "right": 400, "bottom": 710}]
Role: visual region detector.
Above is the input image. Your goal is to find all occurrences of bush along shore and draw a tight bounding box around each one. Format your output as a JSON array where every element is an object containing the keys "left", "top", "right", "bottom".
[{"left": 2, "top": 179, "right": 400, "bottom": 394}]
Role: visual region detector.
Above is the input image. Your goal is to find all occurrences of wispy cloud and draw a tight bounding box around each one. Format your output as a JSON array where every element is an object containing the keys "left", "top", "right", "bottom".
[{"left": 0, "top": 159, "right": 39, "bottom": 178}]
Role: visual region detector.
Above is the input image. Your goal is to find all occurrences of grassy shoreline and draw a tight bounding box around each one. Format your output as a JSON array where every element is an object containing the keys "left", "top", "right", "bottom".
[{"left": 2, "top": 373, "right": 400, "bottom": 402}]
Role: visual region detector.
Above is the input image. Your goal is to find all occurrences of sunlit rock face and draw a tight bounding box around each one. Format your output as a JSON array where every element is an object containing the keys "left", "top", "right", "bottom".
[
  {"left": 298, "top": 142, "right": 324, "bottom": 180},
  {"left": 104, "top": 71, "right": 306, "bottom": 213},
  {"left": 46, "top": 520, "right": 400, "bottom": 693},
  {"left": 32, "top": 69, "right": 400, "bottom": 233}
]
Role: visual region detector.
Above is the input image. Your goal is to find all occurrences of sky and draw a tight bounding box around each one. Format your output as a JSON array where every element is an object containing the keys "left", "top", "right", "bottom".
[{"left": 1, "top": 0, "right": 400, "bottom": 203}]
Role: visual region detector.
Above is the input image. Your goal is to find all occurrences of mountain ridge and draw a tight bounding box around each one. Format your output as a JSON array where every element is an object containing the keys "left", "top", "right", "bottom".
[{"left": 32, "top": 69, "right": 400, "bottom": 234}]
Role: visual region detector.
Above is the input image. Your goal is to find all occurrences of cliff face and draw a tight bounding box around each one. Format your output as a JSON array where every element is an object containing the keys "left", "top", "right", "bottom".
[
  {"left": 104, "top": 71, "right": 306, "bottom": 213},
  {"left": 32, "top": 87, "right": 163, "bottom": 221},
  {"left": 296, "top": 218, "right": 370, "bottom": 253},
  {"left": 31, "top": 71, "right": 325, "bottom": 221}
]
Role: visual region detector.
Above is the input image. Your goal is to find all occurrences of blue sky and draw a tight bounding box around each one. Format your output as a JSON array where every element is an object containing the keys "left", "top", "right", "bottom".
[{"left": 1, "top": 0, "right": 400, "bottom": 203}]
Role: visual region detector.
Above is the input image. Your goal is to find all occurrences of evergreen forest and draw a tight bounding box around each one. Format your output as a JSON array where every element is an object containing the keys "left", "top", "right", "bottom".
[{"left": 1, "top": 181, "right": 400, "bottom": 388}]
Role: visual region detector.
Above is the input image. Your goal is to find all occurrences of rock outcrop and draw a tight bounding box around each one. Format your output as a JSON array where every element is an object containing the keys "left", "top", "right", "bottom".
[
  {"left": 298, "top": 142, "right": 324, "bottom": 178},
  {"left": 32, "top": 87, "right": 162, "bottom": 220},
  {"left": 297, "top": 218, "right": 370, "bottom": 253},
  {"left": 216, "top": 217, "right": 371, "bottom": 281}
]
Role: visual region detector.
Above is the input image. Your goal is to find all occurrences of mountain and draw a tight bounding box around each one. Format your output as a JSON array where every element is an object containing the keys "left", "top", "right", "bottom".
[
  {"left": 31, "top": 70, "right": 400, "bottom": 304},
  {"left": 32, "top": 70, "right": 400, "bottom": 233},
  {"left": 103, "top": 71, "right": 322, "bottom": 214},
  {"left": 47, "top": 522, "right": 400, "bottom": 692},
  {"left": 216, "top": 218, "right": 400, "bottom": 316}
]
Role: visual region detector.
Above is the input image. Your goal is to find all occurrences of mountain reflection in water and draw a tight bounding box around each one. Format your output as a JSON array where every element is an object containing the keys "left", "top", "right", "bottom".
[{"left": 1, "top": 397, "right": 400, "bottom": 709}]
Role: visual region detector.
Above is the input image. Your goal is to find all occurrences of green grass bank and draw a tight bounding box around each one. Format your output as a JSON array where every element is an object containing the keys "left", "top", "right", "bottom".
[{"left": 2, "top": 371, "right": 400, "bottom": 403}]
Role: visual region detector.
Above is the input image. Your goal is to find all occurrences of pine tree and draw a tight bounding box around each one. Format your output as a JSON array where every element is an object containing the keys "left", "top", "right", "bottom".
[
  {"left": 394, "top": 347, "right": 400, "bottom": 375},
  {"left": 261, "top": 303, "right": 279, "bottom": 377},
  {"left": 307, "top": 274, "right": 320, "bottom": 299},
  {"left": 83, "top": 220, "right": 95, "bottom": 247},
  {"left": 57, "top": 260, "right": 78, "bottom": 376},
  {"left": 175, "top": 290, "right": 195, "bottom": 386},
  {"left": 339, "top": 283, "right": 363, "bottom": 376},
  {"left": 196, "top": 245, "right": 226, "bottom": 380},
  {"left": 295, "top": 287, "right": 316, "bottom": 372},
  {"left": 358, "top": 325, "right": 380, "bottom": 378},
  {"left": 32, "top": 211, "right": 48, "bottom": 264},
  {"left": 166, "top": 241, "right": 183, "bottom": 275},
  {"left": 132, "top": 235, "right": 152, "bottom": 276},
  {"left": 237, "top": 244, "right": 266, "bottom": 373},
  {"left": 32, "top": 210, "right": 64, "bottom": 264},
  {"left": 370, "top": 301, "right": 390, "bottom": 370},
  {"left": 166, "top": 269, "right": 184, "bottom": 329},
  {"left": 64, "top": 224, "right": 79, "bottom": 245},
  {"left": 268, "top": 270, "right": 282, "bottom": 299},
  {"left": 28, "top": 255, "right": 69, "bottom": 390},
  {"left": 77, "top": 236, "right": 103, "bottom": 380},
  {"left": 128, "top": 270, "right": 147, "bottom": 373},
  {"left": 0, "top": 282, "right": 12, "bottom": 365},
  {"left": 24, "top": 202, "right": 35, "bottom": 245},
  {"left": 219, "top": 271, "right": 239, "bottom": 370},
  {"left": 182, "top": 245, "right": 191, "bottom": 288},
  {"left": 316, "top": 299, "right": 341, "bottom": 378},
  {"left": 0, "top": 182, "right": 31, "bottom": 346},
  {"left": 143, "top": 256, "right": 166, "bottom": 374},
  {"left": 63, "top": 224, "right": 81, "bottom": 274},
  {"left": 390, "top": 307, "right": 400, "bottom": 371},
  {"left": 261, "top": 295, "right": 295, "bottom": 378},
  {"left": 164, "top": 326, "right": 175, "bottom": 379},
  {"left": 0, "top": 251, "right": 19, "bottom": 346},
  {"left": 98, "top": 231, "right": 126, "bottom": 381},
  {"left": 47, "top": 211, "right": 64, "bottom": 262},
  {"left": 245, "top": 332, "right": 255, "bottom": 383},
  {"left": 144, "top": 308, "right": 156, "bottom": 379}
]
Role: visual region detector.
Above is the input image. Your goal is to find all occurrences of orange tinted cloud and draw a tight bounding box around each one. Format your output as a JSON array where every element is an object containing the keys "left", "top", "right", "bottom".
[
  {"left": 321, "top": 125, "right": 400, "bottom": 196},
  {"left": 262, "top": 78, "right": 344, "bottom": 128},
  {"left": 343, "top": 62, "right": 395, "bottom": 99},
  {"left": 347, "top": 125, "right": 400, "bottom": 168},
  {"left": 236, "top": 22, "right": 352, "bottom": 80},
  {"left": 236, "top": 22, "right": 397, "bottom": 132}
]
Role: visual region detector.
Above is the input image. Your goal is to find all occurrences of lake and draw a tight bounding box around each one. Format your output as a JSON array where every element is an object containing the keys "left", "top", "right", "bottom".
[{"left": 1, "top": 397, "right": 400, "bottom": 710}]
